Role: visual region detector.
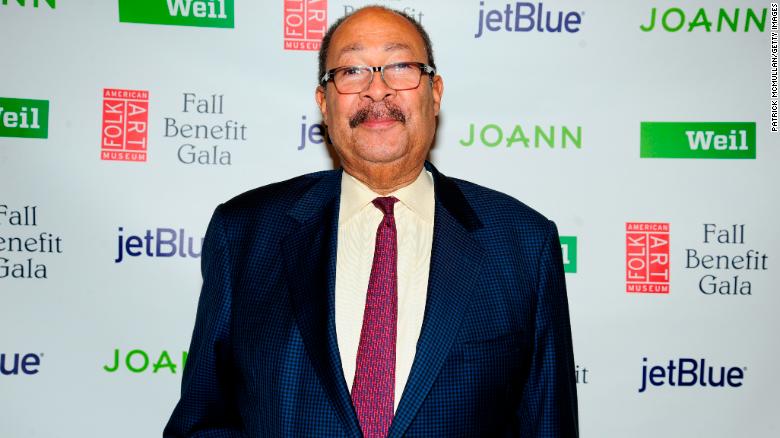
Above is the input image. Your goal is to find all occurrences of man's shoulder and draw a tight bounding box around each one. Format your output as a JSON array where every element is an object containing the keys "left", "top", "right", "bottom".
[
  {"left": 448, "top": 176, "right": 552, "bottom": 231},
  {"left": 217, "top": 169, "right": 338, "bottom": 218}
]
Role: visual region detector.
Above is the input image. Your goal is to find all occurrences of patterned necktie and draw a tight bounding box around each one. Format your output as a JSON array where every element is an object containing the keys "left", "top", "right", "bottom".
[{"left": 351, "top": 196, "right": 399, "bottom": 438}]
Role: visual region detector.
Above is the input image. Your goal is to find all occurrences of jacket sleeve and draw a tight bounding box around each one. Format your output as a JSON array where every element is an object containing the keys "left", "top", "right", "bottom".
[
  {"left": 517, "top": 220, "right": 579, "bottom": 437},
  {"left": 164, "top": 205, "right": 247, "bottom": 437}
]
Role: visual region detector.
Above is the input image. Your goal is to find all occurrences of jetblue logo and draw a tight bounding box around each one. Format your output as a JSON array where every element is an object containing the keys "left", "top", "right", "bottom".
[
  {"left": 297, "top": 115, "right": 326, "bottom": 150},
  {"left": 475, "top": 1, "right": 583, "bottom": 38},
  {"left": 638, "top": 357, "right": 745, "bottom": 393},
  {"left": 1, "top": 353, "right": 42, "bottom": 376},
  {"left": 115, "top": 227, "right": 203, "bottom": 263}
]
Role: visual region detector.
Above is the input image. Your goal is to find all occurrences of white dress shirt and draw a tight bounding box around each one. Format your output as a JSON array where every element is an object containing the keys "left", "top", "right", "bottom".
[{"left": 334, "top": 168, "right": 435, "bottom": 412}]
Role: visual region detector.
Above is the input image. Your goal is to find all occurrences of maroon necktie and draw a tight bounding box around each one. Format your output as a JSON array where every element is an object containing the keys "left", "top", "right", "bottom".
[{"left": 351, "top": 196, "right": 399, "bottom": 438}]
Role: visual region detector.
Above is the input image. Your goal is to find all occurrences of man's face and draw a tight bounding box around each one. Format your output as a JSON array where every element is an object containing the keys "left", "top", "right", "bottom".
[{"left": 316, "top": 8, "right": 443, "bottom": 178}]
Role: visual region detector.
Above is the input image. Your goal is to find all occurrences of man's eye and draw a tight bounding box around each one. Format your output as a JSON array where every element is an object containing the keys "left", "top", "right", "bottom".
[
  {"left": 390, "top": 63, "right": 412, "bottom": 71},
  {"left": 343, "top": 67, "right": 364, "bottom": 76}
]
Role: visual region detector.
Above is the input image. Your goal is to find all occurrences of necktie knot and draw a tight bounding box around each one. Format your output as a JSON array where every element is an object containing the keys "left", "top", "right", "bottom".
[{"left": 372, "top": 196, "right": 399, "bottom": 216}]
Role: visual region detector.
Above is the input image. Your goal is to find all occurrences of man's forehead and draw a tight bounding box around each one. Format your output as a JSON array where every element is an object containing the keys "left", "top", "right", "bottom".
[{"left": 336, "top": 42, "right": 414, "bottom": 58}]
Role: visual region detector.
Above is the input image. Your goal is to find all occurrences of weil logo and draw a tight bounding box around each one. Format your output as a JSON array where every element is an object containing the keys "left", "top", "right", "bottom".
[
  {"left": 640, "top": 122, "right": 756, "bottom": 159},
  {"left": 560, "top": 235, "right": 577, "bottom": 274},
  {"left": 118, "top": 0, "right": 234, "bottom": 28},
  {"left": 0, "top": 97, "right": 48, "bottom": 139}
]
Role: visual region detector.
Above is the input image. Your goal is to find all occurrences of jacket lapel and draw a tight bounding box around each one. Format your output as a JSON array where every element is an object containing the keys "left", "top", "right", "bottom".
[
  {"left": 281, "top": 170, "right": 362, "bottom": 437},
  {"left": 388, "top": 162, "right": 485, "bottom": 437}
]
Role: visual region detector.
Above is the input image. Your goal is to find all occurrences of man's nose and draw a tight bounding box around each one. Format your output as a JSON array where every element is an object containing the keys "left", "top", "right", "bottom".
[{"left": 360, "top": 70, "right": 396, "bottom": 102}]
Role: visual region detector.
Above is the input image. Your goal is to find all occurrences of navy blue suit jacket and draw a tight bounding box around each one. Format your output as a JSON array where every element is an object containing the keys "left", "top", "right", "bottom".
[{"left": 164, "top": 162, "right": 578, "bottom": 437}]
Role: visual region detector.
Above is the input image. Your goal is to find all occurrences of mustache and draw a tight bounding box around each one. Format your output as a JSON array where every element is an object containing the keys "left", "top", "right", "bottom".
[{"left": 348, "top": 102, "right": 406, "bottom": 128}]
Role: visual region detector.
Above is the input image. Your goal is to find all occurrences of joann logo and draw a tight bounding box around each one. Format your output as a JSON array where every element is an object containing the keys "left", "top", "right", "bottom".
[
  {"left": 101, "top": 89, "right": 150, "bottom": 162},
  {"left": 475, "top": 1, "right": 583, "bottom": 38},
  {"left": 639, "top": 357, "right": 745, "bottom": 393},
  {"left": 641, "top": 122, "right": 756, "bottom": 159},
  {"left": 284, "top": 0, "right": 327, "bottom": 51},
  {"left": 626, "top": 223, "right": 670, "bottom": 293},
  {"left": 0, "top": 97, "right": 49, "bottom": 139},
  {"left": 460, "top": 122, "right": 582, "bottom": 150},
  {"left": 560, "top": 235, "right": 577, "bottom": 274},
  {"left": 103, "top": 348, "right": 187, "bottom": 374},
  {"left": 1, "top": 353, "right": 42, "bottom": 376},
  {"left": 640, "top": 7, "right": 767, "bottom": 33},
  {"left": 115, "top": 227, "right": 203, "bottom": 263},
  {"left": 0, "top": 0, "right": 54, "bottom": 9},
  {"left": 118, "top": 0, "right": 234, "bottom": 28}
]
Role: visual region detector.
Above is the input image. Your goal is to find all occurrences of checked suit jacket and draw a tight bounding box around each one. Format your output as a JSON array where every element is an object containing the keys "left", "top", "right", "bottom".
[{"left": 164, "top": 161, "right": 579, "bottom": 437}]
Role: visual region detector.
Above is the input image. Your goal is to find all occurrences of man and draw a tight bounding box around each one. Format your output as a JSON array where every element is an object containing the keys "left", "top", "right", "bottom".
[{"left": 165, "top": 6, "right": 578, "bottom": 437}]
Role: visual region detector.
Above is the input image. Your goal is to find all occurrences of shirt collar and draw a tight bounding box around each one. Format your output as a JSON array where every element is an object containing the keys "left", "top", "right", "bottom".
[{"left": 339, "top": 168, "right": 435, "bottom": 225}]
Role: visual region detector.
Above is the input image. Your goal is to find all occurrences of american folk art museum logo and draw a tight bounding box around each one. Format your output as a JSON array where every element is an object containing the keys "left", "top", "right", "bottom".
[
  {"left": 626, "top": 223, "right": 670, "bottom": 294},
  {"left": 101, "top": 89, "right": 150, "bottom": 162},
  {"left": 284, "top": 0, "right": 327, "bottom": 51}
]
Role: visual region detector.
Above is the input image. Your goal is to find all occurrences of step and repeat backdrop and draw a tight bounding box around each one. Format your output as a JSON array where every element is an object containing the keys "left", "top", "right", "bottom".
[{"left": 1, "top": 0, "right": 778, "bottom": 437}]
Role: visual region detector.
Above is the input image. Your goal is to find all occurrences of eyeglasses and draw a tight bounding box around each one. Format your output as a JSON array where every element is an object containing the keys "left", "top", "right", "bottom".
[{"left": 320, "top": 62, "right": 436, "bottom": 94}]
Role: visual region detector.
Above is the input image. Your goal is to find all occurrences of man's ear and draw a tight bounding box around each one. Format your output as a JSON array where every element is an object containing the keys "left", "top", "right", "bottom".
[
  {"left": 315, "top": 85, "right": 328, "bottom": 125},
  {"left": 431, "top": 75, "right": 443, "bottom": 116}
]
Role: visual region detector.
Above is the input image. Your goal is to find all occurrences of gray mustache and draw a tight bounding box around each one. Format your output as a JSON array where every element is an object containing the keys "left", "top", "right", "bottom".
[{"left": 349, "top": 103, "right": 406, "bottom": 128}]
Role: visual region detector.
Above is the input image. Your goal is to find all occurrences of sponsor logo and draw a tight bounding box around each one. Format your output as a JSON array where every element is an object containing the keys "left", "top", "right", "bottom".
[
  {"left": 0, "top": 97, "right": 49, "bottom": 139},
  {"left": 475, "top": 1, "right": 584, "bottom": 38},
  {"left": 771, "top": 5, "right": 778, "bottom": 131},
  {"left": 560, "top": 235, "right": 577, "bottom": 274},
  {"left": 459, "top": 122, "right": 582, "bottom": 150},
  {"left": 284, "top": 0, "right": 327, "bottom": 51},
  {"left": 115, "top": 227, "right": 203, "bottom": 263},
  {"left": 685, "top": 224, "right": 769, "bottom": 296},
  {"left": 0, "top": 205, "right": 63, "bottom": 280},
  {"left": 0, "top": 353, "right": 42, "bottom": 376},
  {"left": 0, "top": 0, "right": 55, "bottom": 9},
  {"left": 118, "top": 0, "right": 233, "bottom": 28},
  {"left": 297, "top": 114, "right": 326, "bottom": 150},
  {"left": 163, "top": 92, "right": 248, "bottom": 165},
  {"left": 103, "top": 348, "right": 188, "bottom": 374},
  {"left": 101, "top": 88, "right": 150, "bottom": 162},
  {"left": 640, "top": 122, "right": 756, "bottom": 159},
  {"left": 639, "top": 357, "right": 745, "bottom": 393},
  {"left": 626, "top": 223, "right": 670, "bottom": 293},
  {"left": 575, "top": 364, "right": 589, "bottom": 384},
  {"left": 640, "top": 7, "right": 767, "bottom": 33},
  {"left": 342, "top": 1, "right": 424, "bottom": 23}
]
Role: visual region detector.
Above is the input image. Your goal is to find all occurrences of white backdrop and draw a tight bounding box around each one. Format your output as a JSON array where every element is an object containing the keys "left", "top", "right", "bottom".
[{"left": 1, "top": 0, "right": 778, "bottom": 437}]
